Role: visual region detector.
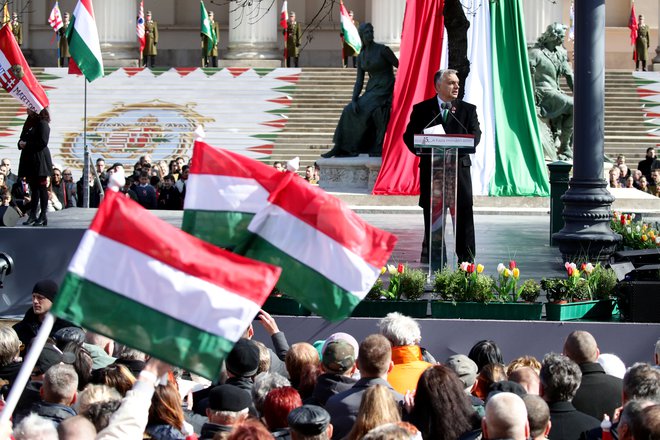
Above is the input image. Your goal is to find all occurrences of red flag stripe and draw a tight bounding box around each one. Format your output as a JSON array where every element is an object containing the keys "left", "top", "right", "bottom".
[
  {"left": 90, "top": 190, "right": 280, "bottom": 303},
  {"left": 79, "top": 0, "right": 95, "bottom": 18}
]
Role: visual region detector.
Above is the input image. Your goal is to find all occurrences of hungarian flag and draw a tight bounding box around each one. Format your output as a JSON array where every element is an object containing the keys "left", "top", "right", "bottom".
[
  {"left": 280, "top": 0, "right": 288, "bottom": 59},
  {"left": 629, "top": 3, "right": 638, "bottom": 58},
  {"left": 340, "top": 0, "right": 361, "bottom": 54},
  {"left": 67, "top": 0, "right": 103, "bottom": 82},
  {"left": 48, "top": 2, "right": 64, "bottom": 32},
  {"left": 0, "top": 25, "right": 49, "bottom": 112},
  {"left": 182, "top": 140, "right": 283, "bottom": 250},
  {"left": 200, "top": 0, "right": 216, "bottom": 55},
  {"left": 136, "top": 0, "right": 145, "bottom": 54},
  {"left": 183, "top": 141, "right": 397, "bottom": 321},
  {"left": 50, "top": 190, "right": 281, "bottom": 379}
]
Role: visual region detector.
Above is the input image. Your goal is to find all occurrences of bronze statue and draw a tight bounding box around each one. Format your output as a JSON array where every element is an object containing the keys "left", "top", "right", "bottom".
[
  {"left": 322, "top": 23, "right": 399, "bottom": 158},
  {"left": 528, "top": 23, "right": 574, "bottom": 160}
]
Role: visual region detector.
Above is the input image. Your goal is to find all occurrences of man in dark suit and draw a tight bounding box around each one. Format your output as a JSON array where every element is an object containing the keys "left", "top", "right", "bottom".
[
  {"left": 539, "top": 353, "right": 600, "bottom": 440},
  {"left": 563, "top": 330, "right": 622, "bottom": 420},
  {"left": 404, "top": 69, "right": 481, "bottom": 263}
]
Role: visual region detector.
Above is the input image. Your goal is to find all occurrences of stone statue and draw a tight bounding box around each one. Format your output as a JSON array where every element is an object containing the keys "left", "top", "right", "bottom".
[
  {"left": 322, "top": 23, "right": 399, "bottom": 158},
  {"left": 528, "top": 23, "right": 574, "bottom": 160}
]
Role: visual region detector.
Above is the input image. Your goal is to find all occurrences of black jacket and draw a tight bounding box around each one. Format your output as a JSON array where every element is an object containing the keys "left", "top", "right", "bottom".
[
  {"left": 18, "top": 118, "right": 52, "bottom": 179},
  {"left": 200, "top": 422, "right": 233, "bottom": 440},
  {"left": 305, "top": 373, "right": 357, "bottom": 407},
  {"left": 12, "top": 308, "right": 79, "bottom": 353},
  {"left": 21, "top": 400, "right": 76, "bottom": 426},
  {"left": 403, "top": 97, "right": 482, "bottom": 210},
  {"left": 572, "top": 362, "right": 622, "bottom": 420},
  {"left": 547, "top": 401, "right": 600, "bottom": 440}
]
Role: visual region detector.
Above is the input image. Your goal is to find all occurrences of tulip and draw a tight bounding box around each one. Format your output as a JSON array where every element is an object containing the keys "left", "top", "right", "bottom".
[
  {"left": 397, "top": 263, "right": 405, "bottom": 274},
  {"left": 509, "top": 260, "right": 517, "bottom": 270},
  {"left": 626, "top": 227, "right": 632, "bottom": 234},
  {"left": 621, "top": 217, "right": 626, "bottom": 225},
  {"left": 656, "top": 237, "right": 660, "bottom": 244},
  {"left": 566, "top": 266, "right": 573, "bottom": 276},
  {"left": 642, "top": 234, "right": 648, "bottom": 242},
  {"left": 460, "top": 262, "right": 469, "bottom": 272},
  {"left": 581, "top": 263, "right": 587, "bottom": 271},
  {"left": 585, "top": 263, "right": 594, "bottom": 274},
  {"left": 387, "top": 264, "right": 397, "bottom": 275},
  {"left": 564, "top": 262, "right": 571, "bottom": 270},
  {"left": 636, "top": 225, "right": 641, "bottom": 233},
  {"left": 380, "top": 266, "right": 386, "bottom": 275},
  {"left": 504, "top": 268, "right": 511, "bottom": 278},
  {"left": 497, "top": 263, "right": 506, "bottom": 274},
  {"left": 477, "top": 264, "right": 484, "bottom": 273},
  {"left": 467, "top": 263, "right": 476, "bottom": 274},
  {"left": 512, "top": 267, "right": 520, "bottom": 279}
]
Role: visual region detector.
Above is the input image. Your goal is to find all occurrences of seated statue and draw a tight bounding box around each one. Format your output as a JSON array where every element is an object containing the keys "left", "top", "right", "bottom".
[
  {"left": 322, "top": 23, "right": 399, "bottom": 158},
  {"left": 528, "top": 23, "right": 574, "bottom": 160}
]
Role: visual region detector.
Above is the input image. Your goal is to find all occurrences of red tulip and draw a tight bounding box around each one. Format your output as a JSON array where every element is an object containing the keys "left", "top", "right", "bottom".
[
  {"left": 397, "top": 263, "right": 405, "bottom": 274},
  {"left": 581, "top": 263, "right": 587, "bottom": 271},
  {"left": 509, "top": 260, "right": 516, "bottom": 269},
  {"left": 467, "top": 263, "right": 476, "bottom": 274}
]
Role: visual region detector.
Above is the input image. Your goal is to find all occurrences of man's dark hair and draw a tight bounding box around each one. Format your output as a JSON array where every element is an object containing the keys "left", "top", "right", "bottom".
[
  {"left": 623, "top": 363, "right": 660, "bottom": 402},
  {"left": 181, "top": 165, "right": 190, "bottom": 172},
  {"left": 539, "top": 353, "right": 581, "bottom": 403},
  {"left": 357, "top": 334, "right": 391, "bottom": 377},
  {"left": 468, "top": 339, "right": 504, "bottom": 372},
  {"left": 633, "top": 404, "right": 660, "bottom": 440},
  {"left": 164, "top": 174, "right": 175, "bottom": 182},
  {"left": 95, "top": 158, "right": 105, "bottom": 164},
  {"left": 139, "top": 171, "right": 149, "bottom": 179}
]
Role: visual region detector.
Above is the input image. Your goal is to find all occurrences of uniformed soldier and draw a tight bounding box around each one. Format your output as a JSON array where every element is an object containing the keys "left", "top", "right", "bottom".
[
  {"left": 11, "top": 13, "right": 22, "bottom": 46},
  {"left": 58, "top": 13, "right": 70, "bottom": 67},
  {"left": 286, "top": 11, "right": 302, "bottom": 67},
  {"left": 635, "top": 14, "right": 651, "bottom": 71},
  {"left": 202, "top": 11, "right": 220, "bottom": 67},
  {"left": 144, "top": 11, "right": 158, "bottom": 67}
]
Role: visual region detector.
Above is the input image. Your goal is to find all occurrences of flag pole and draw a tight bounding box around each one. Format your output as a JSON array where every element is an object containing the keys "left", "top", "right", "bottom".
[
  {"left": 0, "top": 313, "right": 55, "bottom": 424},
  {"left": 82, "top": 78, "right": 89, "bottom": 208},
  {"left": 57, "top": 32, "right": 61, "bottom": 67}
]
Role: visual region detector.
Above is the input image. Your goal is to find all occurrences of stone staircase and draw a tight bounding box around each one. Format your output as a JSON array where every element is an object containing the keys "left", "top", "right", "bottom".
[{"left": 271, "top": 69, "right": 659, "bottom": 171}]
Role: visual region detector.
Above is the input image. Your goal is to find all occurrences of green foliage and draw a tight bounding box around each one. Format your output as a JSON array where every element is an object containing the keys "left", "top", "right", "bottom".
[
  {"left": 433, "top": 265, "right": 495, "bottom": 303},
  {"left": 518, "top": 279, "right": 541, "bottom": 302},
  {"left": 589, "top": 266, "right": 618, "bottom": 300},
  {"left": 399, "top": 267, "right": 427, "bottom": 300},
  {"left": 366, "top": 278, "right": 384, "bottom": 300}
]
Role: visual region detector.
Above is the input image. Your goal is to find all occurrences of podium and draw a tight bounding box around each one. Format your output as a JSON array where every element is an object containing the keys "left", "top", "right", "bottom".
[{"left": 414, "top": 134, "right": 475, "bottom": 275}]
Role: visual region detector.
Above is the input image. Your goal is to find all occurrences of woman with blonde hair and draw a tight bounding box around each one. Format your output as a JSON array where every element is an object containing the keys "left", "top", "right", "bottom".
[{"left": 346, "top": 384, "right": 401, "bottom": 440}]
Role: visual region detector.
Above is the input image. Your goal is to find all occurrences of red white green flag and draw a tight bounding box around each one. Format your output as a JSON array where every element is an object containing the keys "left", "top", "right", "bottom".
[
  {"left": 182, "top": 140, "right": 397, "bottom": 320},
  {"left": 67, "top": 0, "right": 103, "bottom": 82},
  {"left": 0, "top": 25, "right": 50, "bottom": 112},
  {"left": 340, "top": 0, "right": 361, "bottom": 54},
  {"left": 51, "top": 189, "right": 281, "bottom": 379}
]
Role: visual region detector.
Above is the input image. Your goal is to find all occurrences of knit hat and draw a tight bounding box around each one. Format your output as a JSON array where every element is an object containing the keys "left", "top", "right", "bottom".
[
  {"left": 288, "top": 405, "right": 331, "bottom": 436},
  {"left": 446, "top": 354, "right": 478, "bottom": 389},
  {"left": 32, "top": 279, "right": 58, "bottom": 302},
  {"left": 225, "top": 339, "right": 259, "bottom": 377},
  {"left": 322, "top": 340, "right": 355, "bottom": 374},
  {"left": 208, "top": 384, "right": 251, "bottom": 412}
]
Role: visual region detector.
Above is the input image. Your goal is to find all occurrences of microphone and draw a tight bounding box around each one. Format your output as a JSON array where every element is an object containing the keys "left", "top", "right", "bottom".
[
  {"left": 423, "top": 106, "right": 445, "bottom": 131},
  {"left": 442, "top": 101, "right": 470, "bottom": 134}
]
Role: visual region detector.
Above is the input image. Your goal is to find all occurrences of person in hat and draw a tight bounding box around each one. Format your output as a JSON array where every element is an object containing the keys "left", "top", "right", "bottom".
[
  {"left": 199, "top": 384, "right": 251, "bottom": 440},
  {"left": 144, "top": 11, "right": 158, "bottom": 67},
  {"left": 446, "top": 354, "right": 484, "bottom": 416},
  {"left": 288, "top": 404, "right": 333, "bottom": 440},
  {"left": 307, "top": 339, "right": 357, "bottom": 407},
  {"left": 13, "top": 280, "right": 78, "bottom": 354}
]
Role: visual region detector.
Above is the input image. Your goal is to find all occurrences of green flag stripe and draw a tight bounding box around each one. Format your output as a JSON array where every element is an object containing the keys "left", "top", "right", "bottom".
[
  {"left": 489, "top": 0, "right": 549, "bottom": 197},
  {"left": 51, "top": 273, "right": 234, "bottom": 379},
  {"left": 239, "top": 235, "right": 362, "bottom": 321},
  {"left": 68, "top": 25, "right": 103, "bottom": 82},
  {"left": 182, "top": 210, "right": 255, "bottom": 250}
]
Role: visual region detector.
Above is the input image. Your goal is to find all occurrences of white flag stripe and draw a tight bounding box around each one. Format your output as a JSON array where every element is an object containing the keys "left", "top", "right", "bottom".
[
  {"left": 69, "top": 230, "right": 261, "bottom": 342},
  {"left": 72, "top": 1, "right": 103, "bottom": 62},
  {"left": 247, "top": 203, "right": 378, "bottom": 298},
  {"left": 0, "top": 52, "right": 46, "bottom": 112},
  {"left": 185, "top": 174, "right": 269, "bottom": 213}
]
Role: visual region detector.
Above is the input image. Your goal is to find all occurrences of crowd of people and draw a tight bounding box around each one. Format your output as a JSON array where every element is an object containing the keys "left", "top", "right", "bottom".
[
  {"left": 608, "top": 149, "right": 660, "bottom": 196},
  {"left": 1, "top": 283, "right": 658, "bottom": 440}
]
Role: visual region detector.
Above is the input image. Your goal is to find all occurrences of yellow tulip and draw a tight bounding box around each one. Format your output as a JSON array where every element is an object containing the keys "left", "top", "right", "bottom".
[
  {"left": 380, "top": 266, "right": 386, "bottom": 275},
  {"left": 504, "top": 268, "right": 510, "bottom": 278},
  {"left": 477, "top": 264, "right": 484, "bottom": 273},
  {"left": 642, "top": 234, "right": 648, "bottom": 242},
  {"left": 512, "top": 267, "right": 520, "bottom": 279}
]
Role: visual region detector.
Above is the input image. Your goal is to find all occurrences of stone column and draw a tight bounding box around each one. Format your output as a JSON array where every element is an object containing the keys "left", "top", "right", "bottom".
[
  {"left": 368, "top": 0, "right": 405, "bottom": 53},
  {"left": 94, "top": 0, "right": 138, "bottom": 66},
  {"left": 553, "top": 0, "right": 620, "bottom": 261},
  {"left": 223, "top": 1, "right": 280, "bottom": 65},
  {"left": 654, "top": 3, "right": 660, "bottom": 67}
]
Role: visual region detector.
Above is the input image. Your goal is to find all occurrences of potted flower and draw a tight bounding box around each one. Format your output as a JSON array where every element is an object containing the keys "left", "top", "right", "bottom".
[
  {"left": 352, "top": 264, "right": 429, "bottom": 318},
  {"left": 431, "top": 261, "right": 542, "bottom": 320},
  {"left": 543, "top": 262, "right": 618, "bottom": 321},
  {"left": 611, "top": 212, "right": 660, "bottom": 250}
]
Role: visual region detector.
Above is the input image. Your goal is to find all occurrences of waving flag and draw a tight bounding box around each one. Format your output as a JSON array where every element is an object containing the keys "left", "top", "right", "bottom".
[
  {"left": 48, "top": 2, "right": 64, "bottom": 32},
  {"left": 136, "top": 0, "right": 145, "bottom": 54},
  {"left": 340, "top": 0, "right": 361, "bottom": 54},
  {"left": 200, "top": 0, "right": 216, "bottom": 55},
  {"left": 0, "top": 25, "right": 50, "bottom": 112},
  {"left": 67, "top": 0, "right": 103, "bottom": 82},
  {"left": 629, "top": 3, "right": 638, "bottom": 58},
  {"left": 280, "top": 0, "right": 288, "bottom": 59},
  {"left": 51, "top": 189, "right": 281, "bottom": 379},
  {"left": 183, "top": 140, "right": 397, "bottom": 321}
]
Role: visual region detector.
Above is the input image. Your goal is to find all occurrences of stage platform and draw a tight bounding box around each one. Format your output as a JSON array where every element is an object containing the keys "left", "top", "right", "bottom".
[{"left": 1, "top": 208, "right": 658, "bottom": 367}]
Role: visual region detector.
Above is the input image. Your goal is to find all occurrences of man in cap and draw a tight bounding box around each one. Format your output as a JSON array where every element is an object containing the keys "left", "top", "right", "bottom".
[
  {"left": 308, "top": 337, "right": 358, "bottom": 406},
  {"left": 200, "top": 384, "right": 251, "bottom": 440},
  {"left": 446, "top": 354, "right": 484, "bottom": 415},
  {"left": 288, "top": 404, "right": 333, "bottom": 440},
  {"left": 13, "top": 280, "right": 78, "bottom": 353},
  {"left": 143, "top": 11, "right": 158, "bottom": 67}
]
